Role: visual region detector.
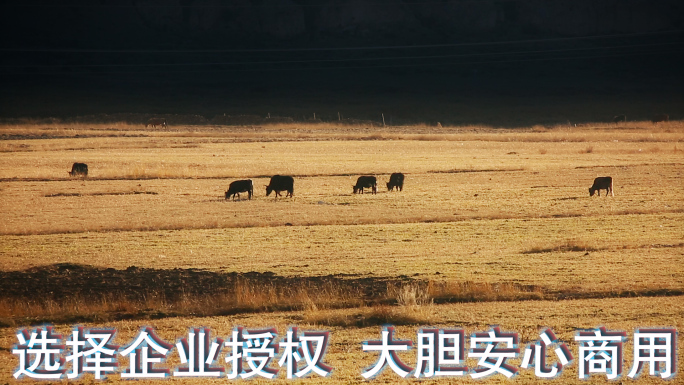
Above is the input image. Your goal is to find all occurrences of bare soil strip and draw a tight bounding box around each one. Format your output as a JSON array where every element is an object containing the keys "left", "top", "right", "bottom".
[
  {"left": 575, "top": 162, "right": 684, "bottom": 169},
  {"left": 522, "top": 242, "right": 684, "bottom": 254},
  {"left": 44, "top": 191, "right": 158, "bottom": 197},
  {"left": 428, "top": 168, "right": 525, "bottom": 174},
  {"left": 1, "top": 264, "right": 681, "bottom": 326},
  {"left": 0, "top": 263, "right": 402, "bottom": 303},
  {"left": 0, "top": 133, "right": 148, "bottom": 142}
]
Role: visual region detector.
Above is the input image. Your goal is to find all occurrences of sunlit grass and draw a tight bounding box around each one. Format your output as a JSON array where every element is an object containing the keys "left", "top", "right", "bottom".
[{"left": 0, "top": 123, "right": 682, "bottom": 346}]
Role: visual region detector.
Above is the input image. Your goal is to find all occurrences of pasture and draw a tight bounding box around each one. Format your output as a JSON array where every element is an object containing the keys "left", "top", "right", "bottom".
[{"left": 0, "top": 122, "right": 682, "bottom": 383}]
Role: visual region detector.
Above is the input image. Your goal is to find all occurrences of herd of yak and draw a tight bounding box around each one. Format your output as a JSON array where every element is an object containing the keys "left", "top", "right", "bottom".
[
  {"left": 224, "top": 173, "right": 614, "bottom": 200},
  {"left": 224, "top": 173, "right": 405, "bottom": 201},
  {"left": 65, "top": 114, "right": 663, "bottom": 199},
  {"left": 68, "top": 162, "right": 613, "bottom": 199}
]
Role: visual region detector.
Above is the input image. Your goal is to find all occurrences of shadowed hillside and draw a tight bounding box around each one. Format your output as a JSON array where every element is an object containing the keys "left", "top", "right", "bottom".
[{"left": 1, "top": 1, "right": 682, "bottom": 125}]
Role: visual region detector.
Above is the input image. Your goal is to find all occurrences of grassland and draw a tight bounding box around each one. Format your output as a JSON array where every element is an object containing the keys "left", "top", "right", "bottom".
[
  {"left": 0, "top": 121, "right": 682, "bottom": 383},
  {"left": 0, "top": 296, "right": 682, "bottom": 384}
]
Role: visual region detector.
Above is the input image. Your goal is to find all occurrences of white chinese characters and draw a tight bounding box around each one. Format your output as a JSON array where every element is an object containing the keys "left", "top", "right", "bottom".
[
  {"left": 13, "top": 325, "right": 332, "bottom": 380},
  {"left": 12, "top": 324, "right": 678, "bottom": 381},
  {"left": 521, "top": 328, "right": 573, "bottom": 378},
  {"left": 627, "top": 328, "right": 676, "bottom": 379},
  {"left": 575, "top": 327, "right": 626, "bottom": 380}
]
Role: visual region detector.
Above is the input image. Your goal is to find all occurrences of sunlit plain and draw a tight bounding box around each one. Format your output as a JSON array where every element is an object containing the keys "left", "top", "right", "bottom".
[{"left": 0, "top": 122, "right": 682, "bottom": 383}]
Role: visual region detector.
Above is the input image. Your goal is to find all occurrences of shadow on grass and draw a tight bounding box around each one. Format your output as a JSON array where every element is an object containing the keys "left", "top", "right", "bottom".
[{"left": 0, "top": 263, "right": 681, "bottom": 327}]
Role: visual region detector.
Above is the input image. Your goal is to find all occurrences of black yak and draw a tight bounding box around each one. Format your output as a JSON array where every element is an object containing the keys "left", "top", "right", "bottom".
[
  {"left": 386, "top": 173, "right": 405, "bottom": 192},
  {"left": 589, "top": 177, "right": 614, "bottom": 197},
  {"left": 266, "top": 175, "right": 294, "bottom": 199},
  {"left": 354, "top": 176, "right": 377, "bottom": 194},
  {"left": 225, "top": 180, "right": 253, "bottom": 200},
  {"left": 68, "top": 163, "right": 88, "bottom": 177}
]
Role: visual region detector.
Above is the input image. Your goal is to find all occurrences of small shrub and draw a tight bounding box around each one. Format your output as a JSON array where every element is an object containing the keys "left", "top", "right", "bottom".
[
  {"left": 394, "top": 284, "right": 431, "bottom": 306},
  {"left": 523, "top": 241, "right": 601, "bottom": 254}
]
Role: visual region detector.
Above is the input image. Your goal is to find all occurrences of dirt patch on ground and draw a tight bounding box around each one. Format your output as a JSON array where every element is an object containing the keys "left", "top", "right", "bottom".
[
  {"left": 1, "top": 264, "right": 681, "bottom": 326},
  {"left": 0, "top": 263, "right": 408, "bottom": 303},
  {"left": 428, "top": 168, "right": 525, "bottom": 174},
  {"left": 44, "top": 191, "right": 158, "bottom": 197}
]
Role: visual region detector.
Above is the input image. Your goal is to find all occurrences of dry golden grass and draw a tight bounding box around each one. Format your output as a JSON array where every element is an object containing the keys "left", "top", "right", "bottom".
[
  {"left": 0, "top": 123, "right": 682, "bottom": 383},
  {"left": 3, "top": 260, "right": 678, "bottom": 327},
  {"left": 0, "top": 128, "right": 682, "bottom": 301},
  {"left": 0, "top": 135, "right": 682, "bottom": 234},
  {"left": 0, "top": 277, "right": 369, "bottom": 327},
  {"left": 522, "top": 240, "right": 602, "bottom": 254},
  {"left": 1, "top": 214, "right": 682, "bottom": 291},
  {"left": 1, "top": 120, "right": 683, "bottom": 144},
  {"left": 0, "top": 296, "right": 681, "bottom": 383}
]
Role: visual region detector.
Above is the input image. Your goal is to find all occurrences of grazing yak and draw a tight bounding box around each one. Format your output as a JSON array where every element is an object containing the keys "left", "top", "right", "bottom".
[
  {"left": 612, "top": 115, "right": 626, "bottom": 123},
  {"left": 651, "top": 114, "right": 669, "bottom": 124},
  {"left": 68, "top": 162, "right": 88, "bottom": 177},
  {"left": 589, "top": 176, "right": 614, "bottom": 197},
  {"left": 386, "top": 172, "right": 405, "bottom": 191},
  {"left": 353, "top": 176, "right": 377, "bottom": 194},
  {"left": 266, "top": 175, "right": 294, "bottom": 199},
  {"left": 225, "top": 179, "right": 253, "bottom": 200},
  {"left": 145, "top": 118, "right": 167, "bottom": 128}
]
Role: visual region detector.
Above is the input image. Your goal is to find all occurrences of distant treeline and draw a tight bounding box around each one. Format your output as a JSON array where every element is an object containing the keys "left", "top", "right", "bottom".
[{"left": 0, "top": 114, "right": 382, "bottom": 127}]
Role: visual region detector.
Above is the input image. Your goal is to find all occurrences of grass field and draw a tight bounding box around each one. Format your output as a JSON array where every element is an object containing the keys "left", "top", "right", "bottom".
[
  {"left": 0, "top": 122, "right": 682, "bottom": 383},
  {"left": 0, "top": 296, "right": 682, "bottom": 383}
]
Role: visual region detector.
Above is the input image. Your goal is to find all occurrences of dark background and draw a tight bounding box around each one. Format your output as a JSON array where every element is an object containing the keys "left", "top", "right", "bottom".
[{"left": 1, "top": 0, "right": 682, "bottom": 127}]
